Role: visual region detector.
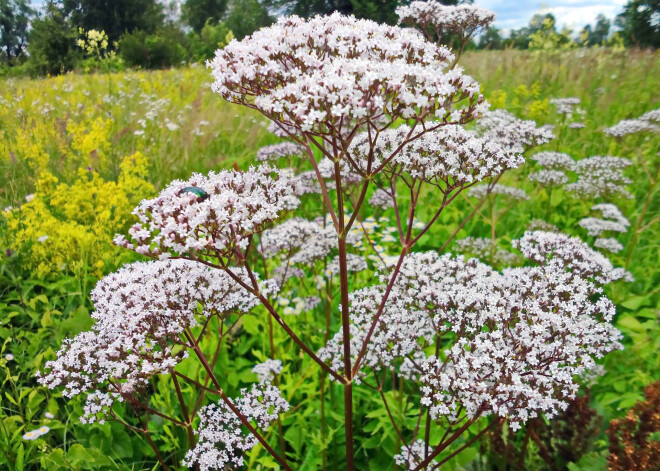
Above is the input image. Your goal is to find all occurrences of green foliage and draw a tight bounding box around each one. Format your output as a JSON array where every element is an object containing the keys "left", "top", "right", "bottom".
[
  {"left": 187, "top": 21, "right": 234, "bottom": 62},
  {"left": 118, "top": 27, "right": 188, "bottom": 69},
  {"left": 579, "top": 14, "right": 611, "bottom": 47},
  {"left": 182, "top": 0, "right": 229, "bottom": 33},
  {"left": 616, "top": 0, "right": 660, "bottom": 49},
  {"left": 478, "top": 27, "right": 503, "bottom": 50},
  {"left": 25, "top": 3, "right": 80, "bottom": 76},
  {"left": 528, "top": 15, "right": 575, "bottom": 51},
  {"left": 0, "top": 0, "right": 32, "bottom": 65},
  {"left": 61, "top": 0, "right": 165, "bottom": 43},
  {"left": 224, "top": 0, "right": 273, "bottom": 40}
]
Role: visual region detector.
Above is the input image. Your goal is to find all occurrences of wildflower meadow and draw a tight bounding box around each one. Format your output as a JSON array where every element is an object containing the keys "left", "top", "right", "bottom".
[{"left": 1, "top": 3, "right": 659, "bottom": 471}]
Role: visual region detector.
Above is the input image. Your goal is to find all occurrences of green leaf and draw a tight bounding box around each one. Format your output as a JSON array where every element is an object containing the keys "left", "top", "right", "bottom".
[
  {"left": 15, "top": 444, "right": 24, "bottom": 471},
  {"left": 617, "top": 315, "right": 645, "bottom": 332},
  {"left": 621, "top": 295, "right": 651, "bottom": 311}
]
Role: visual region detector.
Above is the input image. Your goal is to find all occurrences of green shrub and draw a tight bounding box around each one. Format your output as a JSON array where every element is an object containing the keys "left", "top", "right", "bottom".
[{"left": 119, "top": 28, "right": 187, "bottom": 69}]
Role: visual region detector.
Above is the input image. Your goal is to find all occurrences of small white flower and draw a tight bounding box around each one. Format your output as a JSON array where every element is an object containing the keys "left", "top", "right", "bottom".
[{"left": 4, "top": 354, "right": 13, "bottom": 361}]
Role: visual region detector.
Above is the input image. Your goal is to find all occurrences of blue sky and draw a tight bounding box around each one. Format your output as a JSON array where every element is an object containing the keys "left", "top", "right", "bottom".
[{"left": 477, "top": 0, "right": 628, "bottom": 32}]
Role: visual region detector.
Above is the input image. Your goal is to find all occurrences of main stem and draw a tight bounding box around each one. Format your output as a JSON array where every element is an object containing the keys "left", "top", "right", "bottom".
[{"left": 335, "top": 157, "right": 355, "bottom": 470}]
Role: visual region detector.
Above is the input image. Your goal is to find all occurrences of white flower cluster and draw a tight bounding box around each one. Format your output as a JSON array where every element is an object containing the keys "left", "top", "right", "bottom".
[
  {"left": 594, "top": 238, "right": 624, "bottom": 253},
  {"left": 578, "top": 203, "right": 630, "bottom": 237},
  {"left": 396, "top": 2, "right": 495, "bottom": 39},
  {"left": 639, "top": 108, "right": 660, "bottom": 122},
  {"left": 38, "top": 260, "right": 264, "bottom": 418},
  {"left": 182, "top": 382, "right": 289, "bottom": 471},
  {"left": 318, "top": 282, "right": 435, "bottom": 378},
  {"left": 468, "top": 184, "right": 529, "bottom": 201},
  {"left": 566, "top": 156, "right": 632, "bottom": 199},
  {"left": 527, "top": 219, "right": 560, "bottom": 232},
  {"left": 349, "top": 124, "right": 523, "bottom": 187},
  {"left": 475, "top": 109, "right": 554, "bottom": 155},
  {"left": 316, "top": 157, "right": 364, "bottom": 185},
  {"left": 260, "top": 216, "right": 362, "bottom": 268},
  {"left": 604, "top": 119, "right": 659, "bottom": 137},
  {"left": 208, "top": 13, "right": 483, "bottom": 134},
  {"left": 454, "top": 237, "right": 519, "bottom": 266},
  {"left": 512, "top": 230, "right": 626, "bottom": 284},
  {"left": 369, "top": 189, "right": 394, "bottom": 209},
  {"left": 257, "top": 142, "right": 304, "bottom": 162},
  {"left": 531, "top": 151, "right": 576, "bottom": 171},
  {"left": 550, "top": 97, "right": 581, "bottom": 115},
  {"left": 258, "top": 218, "right": 321, "bottom": 258},
  {"left": 114, "top": 165, "right": 300, "bottom": 258},
  {"left": 277, "top": 295, "right": 321, "bottom": 316},
  {"left": 324, "top": 253, "right": 368, "bottom": 277},
  {"left": 321, "top": 232, "right": 623, "bottom": 431},
  {"left": 604, "top": 108, "right": 660, "bottom": 137},
  {"left": 394, "top": 440, "right": 438, "bottom": 470},
  {"left": 252, "top": 359, "right": 283, "bottom": 383},
  {"left": 529, "top": 169, "right": 568, "bottom": 187},
  {"left": 267, "top": 121, "right": 299, "bottom": 138}
]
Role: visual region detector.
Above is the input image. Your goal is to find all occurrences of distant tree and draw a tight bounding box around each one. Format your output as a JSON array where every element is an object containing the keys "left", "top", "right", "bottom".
[
  {"left": 350, "top": 0, "right": 399, "bottom": 25},
  {"left": 591, "top": 14, "right": 611, "bottom": 45},
  {"left": 187, "top": 21, "right": 234, "bottom": 61},
  {"left": 579, "top": 24, "right": 593, "bottom": 46},
  {"left": 61, "top": 0, "right": 164, "bottom": 43},
  {"left": 615, "top": 0, "right": 660, "bottom": 48},
  {"left": 0, "top": 0, "right": 33, "bottom": 64},
  {"left": 119, "top": 26, "right": 187, "bottom": 69},
  {"left": 272, "top": 0, "right": 472, "bottom": 23},
  {"left": 478, "top": 26, "right": 503, "bottom": 50},
  {"left": 224, "top": 0, "right": 272, "bottom": 40},
  {"left": 528, "top": 14, "right": 574, "bottom": 50},
  {"left": 182, "top": 0, "right": 229, "bottom": 33},
  {"left": 504, "top": 28, "right": 531, "bottom": 49},
  {"left": 27, "top": 2, "right": 80, "bottom": 75}
]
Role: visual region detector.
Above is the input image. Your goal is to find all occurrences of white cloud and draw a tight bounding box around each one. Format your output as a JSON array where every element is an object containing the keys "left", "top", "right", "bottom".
[{"left": 476, "top": 0, "right": 628, "bottom": 31}]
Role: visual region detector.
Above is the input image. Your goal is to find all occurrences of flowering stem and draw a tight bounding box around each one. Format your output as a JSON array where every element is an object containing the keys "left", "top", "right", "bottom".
[
  {"left": 412, "top": 415, "right": 482, "bottom": 471},
  {"left": 180, "top": 256, "right": 345, "bottom": 384},
  {"left": 374, "top": 371, "right": 409, "bottom": 451},
  {"left": 171, "top": 370, "right": 195, "bottom": 449},
  {"left": 334, "top": 156, "right": 356, "bottom": 471},
  {"left": 188, "top": 338, "right": 293, "bottom": 471},
  {"left": 256, "top": 292, "right": 346, "bottom": 384},
  {"left": 438, "top": 176, "right": 503, "bottom": 253},
  {"left": 351, "top": 247, "right": 408, "bottom": 377},
  {"left": 430, "top": 418, "right": 501, "bottom": 470}
]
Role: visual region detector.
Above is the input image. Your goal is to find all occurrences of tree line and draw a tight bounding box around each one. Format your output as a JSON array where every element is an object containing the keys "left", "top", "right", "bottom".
[{"left": 1, "top": 0, "right": 659, "bottom": 76}]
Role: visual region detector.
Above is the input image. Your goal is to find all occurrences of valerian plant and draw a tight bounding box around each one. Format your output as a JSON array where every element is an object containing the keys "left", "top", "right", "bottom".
[{"left": 39, "top": 5, "right": 631, "bottom": 470}]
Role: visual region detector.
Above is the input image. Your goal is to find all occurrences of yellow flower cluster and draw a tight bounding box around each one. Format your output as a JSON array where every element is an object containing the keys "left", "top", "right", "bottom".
[
  {"left": 1, "top": 67, "right": 264, "bottom": 280},
  {"left": 3, "top": 152, "right": 154, "bottom": 278},
  {"left": 77, "top": 29, "right": 109, "bottom": 55},
  {"left": 486, "top": 82, "right": 550, "bottom": 121}
]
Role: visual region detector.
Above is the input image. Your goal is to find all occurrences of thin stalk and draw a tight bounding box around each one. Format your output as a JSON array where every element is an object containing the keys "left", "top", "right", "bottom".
[
  {"left": 188, "top": 335, "right": 292, "bottom": 471},
  {"left": 430, "top": 419, "right": 501, "bottom": 470},
  {"left": 171, "top": 370, "right": 195, "bottom": 449},
  {"left": 412, "top": 416, "right": 481, "bottom": 471}
]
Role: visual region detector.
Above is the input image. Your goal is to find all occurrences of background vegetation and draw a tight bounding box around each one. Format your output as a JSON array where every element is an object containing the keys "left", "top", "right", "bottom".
[
  {"left": 0, "top": 43, "right": 658, "bottom": 469},
  {"left": 1, "top": 0, "right": 659, "bottom": 77}
]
